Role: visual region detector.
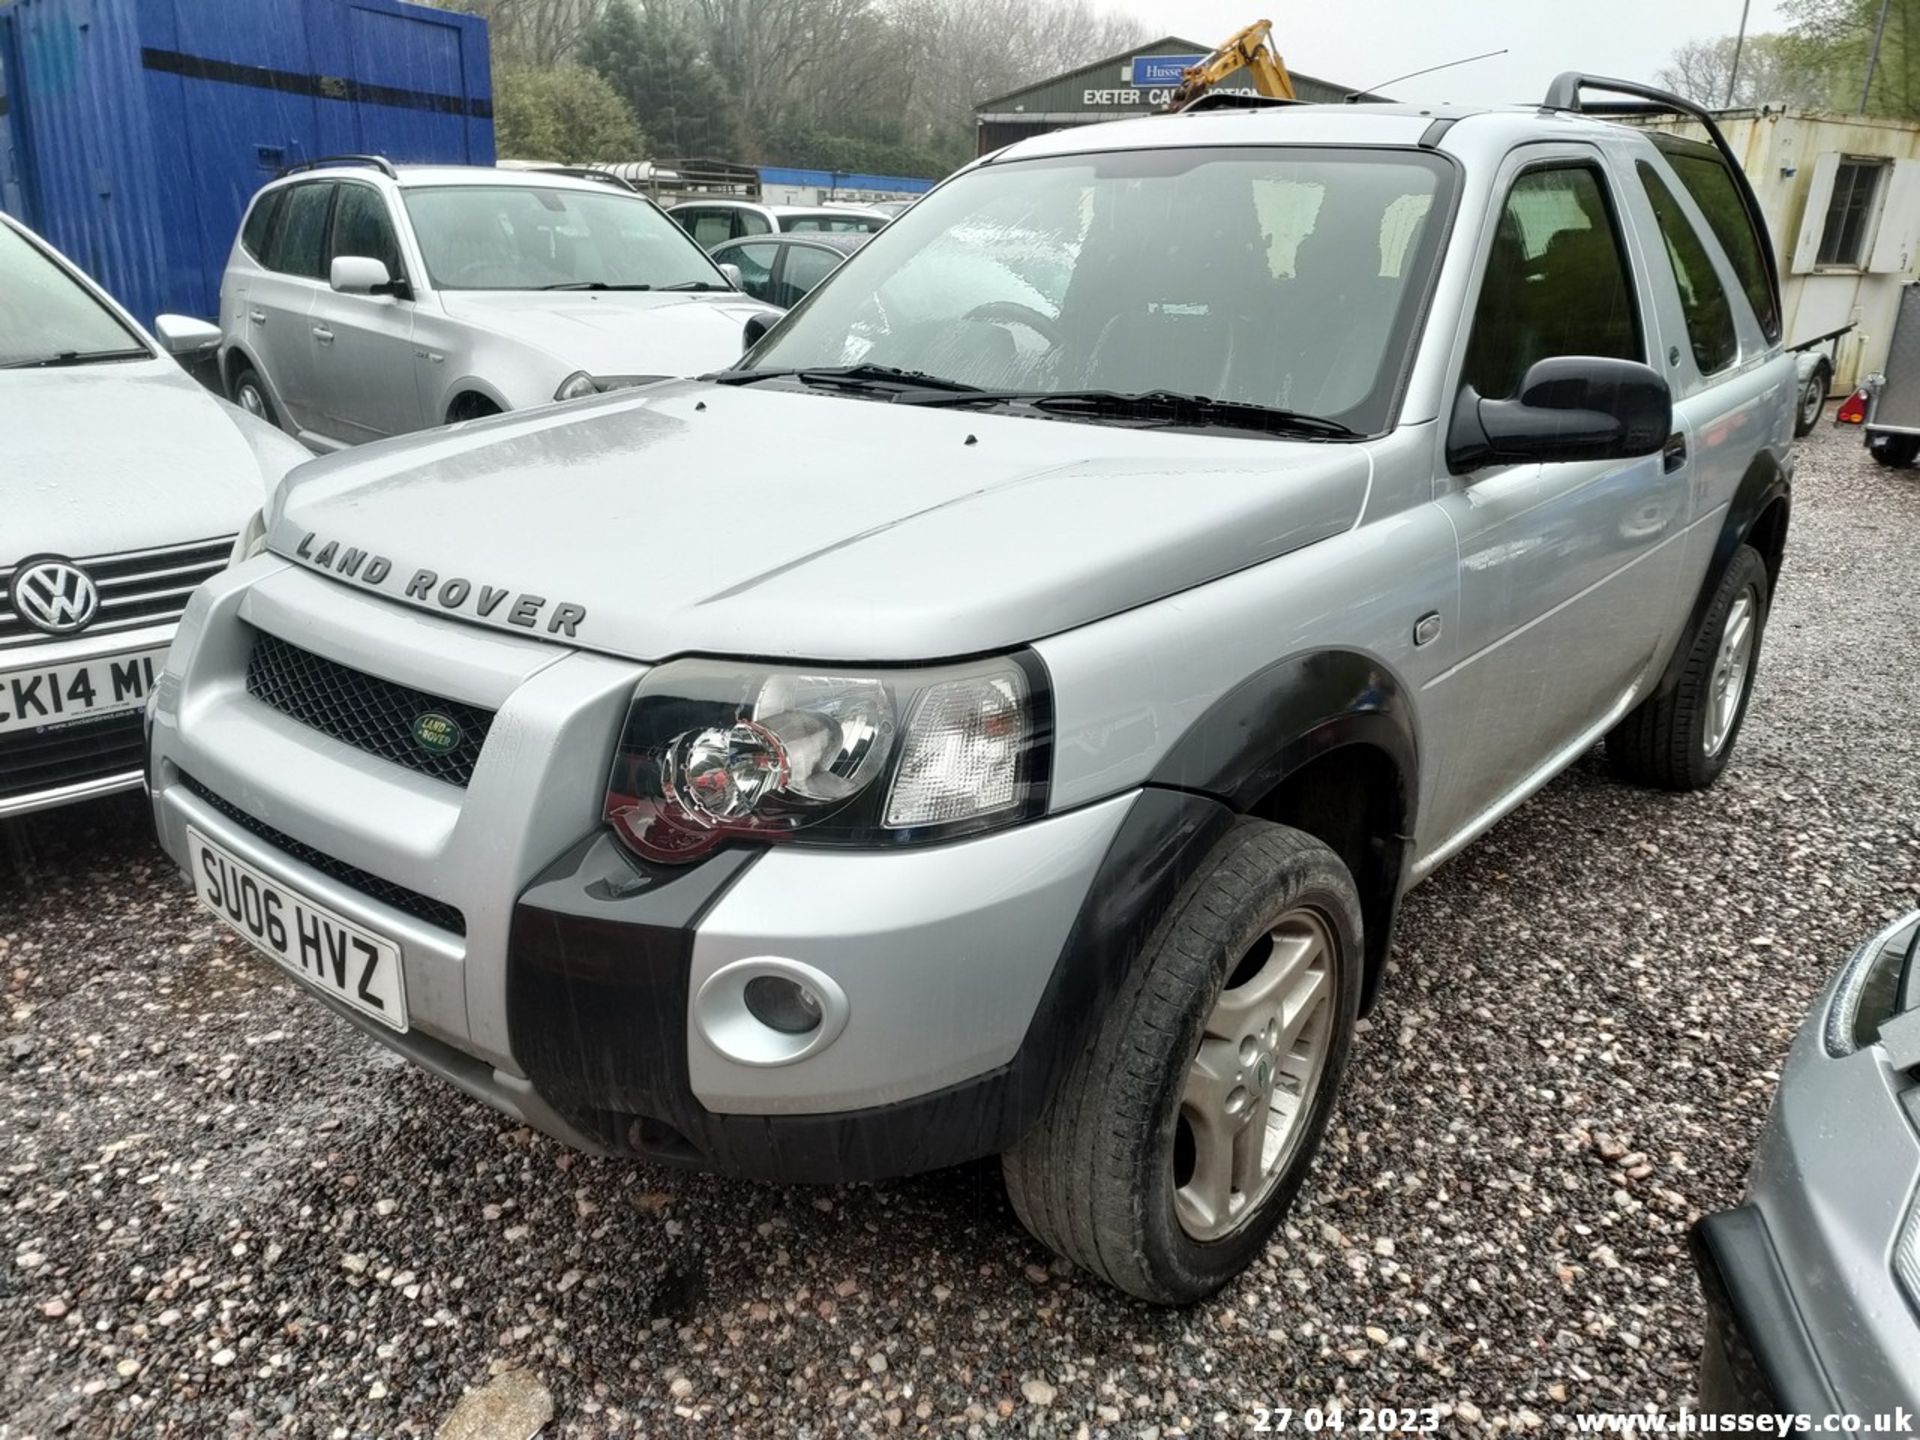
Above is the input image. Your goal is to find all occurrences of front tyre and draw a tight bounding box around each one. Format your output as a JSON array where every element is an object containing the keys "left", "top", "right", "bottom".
[
  {"left": 1606, "top": 544, "right": 1770, "bottom": 791},
  {"left": 1002, "top": 818, "right": 1362, "bottom": 1304},
  {"left": 230, "top": 363, "right": 278, "bottom": 429}
]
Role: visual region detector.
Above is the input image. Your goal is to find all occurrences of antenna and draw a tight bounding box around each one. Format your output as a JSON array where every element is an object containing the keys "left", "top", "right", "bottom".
[{"left": 1348, "top": 48, "right": 1509, "bottom": 102}]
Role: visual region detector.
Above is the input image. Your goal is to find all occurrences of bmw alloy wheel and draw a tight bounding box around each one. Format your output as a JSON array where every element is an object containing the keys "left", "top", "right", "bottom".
[{"left": 1174, "top": 907, "right": 1336, "bottom": 1242}]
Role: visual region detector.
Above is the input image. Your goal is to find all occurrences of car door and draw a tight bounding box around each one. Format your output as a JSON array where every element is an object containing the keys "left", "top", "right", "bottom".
[
  {"left": 248, "top": 180, "right": 335, "bottom": 436},
  {"left": 308, "top": 180, "right": 421, "bottom": 443},
  {"left": 1421, "top": 149, "right": 1688, "bottom": 853}
]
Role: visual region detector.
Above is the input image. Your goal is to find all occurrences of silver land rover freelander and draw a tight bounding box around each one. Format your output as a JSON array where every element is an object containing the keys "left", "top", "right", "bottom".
[{"left": 148, "top": 76, "right": 1799, "bottom": 1303}]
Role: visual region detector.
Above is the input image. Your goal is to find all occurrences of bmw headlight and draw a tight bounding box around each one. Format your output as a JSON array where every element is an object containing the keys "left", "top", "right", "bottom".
[
  {"left": 227, "top": 508, "right": 270, "bottom": 567},
  {"left": 555, "top": 372, "right": 671, "bottom": 402},
  {"left": 602, "top": 654, "right": 1051, "bottom": 864}
]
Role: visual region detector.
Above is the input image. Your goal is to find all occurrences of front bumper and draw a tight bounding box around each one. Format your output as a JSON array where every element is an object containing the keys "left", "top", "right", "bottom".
[
  {"left": 0, "top": 621, "right": 178, "bottom": 820},
  {"left": 1693, "top": 1206, "right": 1843, "bottom": 1415},
  {"left": 148, "top": 558, "right": 1184, "bottom": 1180}
]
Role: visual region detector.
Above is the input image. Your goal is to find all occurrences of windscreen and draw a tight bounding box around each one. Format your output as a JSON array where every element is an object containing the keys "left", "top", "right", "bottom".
[
  {"left": 748, "top": 146, "right": 1455, "bottom": 433},
  {"left": 403, "top": 186, "right": 726, "bottom": 292},
  {"left": 0, "top": 224, "right": 148, "bottom": 368}
]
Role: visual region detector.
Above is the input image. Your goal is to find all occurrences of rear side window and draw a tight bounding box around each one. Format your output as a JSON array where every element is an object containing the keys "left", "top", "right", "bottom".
[
  {"left": 241, "top": 190, "right": 284, "bottom": 259},
  {"left": 265, "top": 182, "right": 334, "bottom": 279},
  {"left": 1638, "top": 163, "right": 1739, "bottom": 375},
  {"left": 1654, "top": 138, "right": 1781, "bottom": 341},
  {"left": 683, "top": 210, "right": 732, "bottom": 248},
  {"left": 329, "top": 183, "right": 406, "bottom": 281},
  {"left": 1461, "top": 164, "right": 1642, "bottom": 400},
  {"left": 737, "top": 210, "right": 773, "bottom": 237}
]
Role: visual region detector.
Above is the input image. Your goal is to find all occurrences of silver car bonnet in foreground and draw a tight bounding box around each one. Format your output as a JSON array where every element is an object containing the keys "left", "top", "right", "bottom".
[{"left": 265, "top": 380, "right": 1370, "bottom": 663}]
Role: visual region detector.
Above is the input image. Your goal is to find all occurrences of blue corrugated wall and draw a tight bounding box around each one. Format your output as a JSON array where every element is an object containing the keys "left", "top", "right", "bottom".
[{"left": 0, "top": 0, "right": 492, "bottom": 326}]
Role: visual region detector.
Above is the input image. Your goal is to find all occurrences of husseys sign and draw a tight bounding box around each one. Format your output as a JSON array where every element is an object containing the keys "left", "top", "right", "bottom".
[{"left": 293, "top": 531, "right": 587, "bottom": 639}]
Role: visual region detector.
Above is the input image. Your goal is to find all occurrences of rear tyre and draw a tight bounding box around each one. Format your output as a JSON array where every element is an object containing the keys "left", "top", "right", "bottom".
[
  {"left": 1792, "top": 362, "right": 1829, "bottom": 438},
  {"left": 1001, "top": 817, "right": 1363, "bottom": 1305},
  {"left": 1869, "top": 433, "right": 1920, "bottom": 467},
  {"left": 230, "top": 363, "right": 277, "bottom": 429},
  {"left": 1606, "top": 544, "right": 1769, "bottom": 791}
]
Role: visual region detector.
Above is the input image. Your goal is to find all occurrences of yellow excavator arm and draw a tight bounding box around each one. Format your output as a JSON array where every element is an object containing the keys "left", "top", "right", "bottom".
[{"left": 1164, "top": 18, "right": 1296, "bottom": 113}]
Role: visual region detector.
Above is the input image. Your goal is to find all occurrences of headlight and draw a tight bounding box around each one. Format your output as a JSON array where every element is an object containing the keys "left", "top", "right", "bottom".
[
  {"left": 555, "top": 372, "right": 670, "bottom": 402},
  {"left": 227, "top": 508, "right": 269, "bottom": 567},
  {"left": 603, "top": 654, "right": 1051, "bottom": 864}
]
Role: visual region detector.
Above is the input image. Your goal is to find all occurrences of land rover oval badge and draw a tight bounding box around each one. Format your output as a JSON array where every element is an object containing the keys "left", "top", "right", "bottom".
[{"left": 412, "top": 712, "right": 462, "bottom": 756}]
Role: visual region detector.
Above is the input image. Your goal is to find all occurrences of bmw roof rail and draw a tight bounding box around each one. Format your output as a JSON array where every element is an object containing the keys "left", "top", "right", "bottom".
[
  {"left": 529, "top": 166, "right": 639, "bottom": 193},
  {"left": 1542, "top": 72, "right": 1780, "bottom": 332},
  {"left": 278, "top": 154, "right": 399, "bottom": 180}
]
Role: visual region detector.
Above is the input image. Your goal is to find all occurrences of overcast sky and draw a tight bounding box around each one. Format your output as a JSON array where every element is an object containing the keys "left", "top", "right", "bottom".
[{"left": 1108, "top": 0, "right": 1790, "bottom": 104}]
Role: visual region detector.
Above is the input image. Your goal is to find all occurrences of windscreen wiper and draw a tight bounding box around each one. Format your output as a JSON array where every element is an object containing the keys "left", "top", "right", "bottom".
[
  {"left": 658, "top": 280, "right": 728, "bottom": 291},
  {"left": 896, "top": 386, "right": 1357, "bottom": 438},
  {"left": 1, "top": 347, "right": 151, "bottom": 370},
  {"left": 707, "top": 363, "right": 982, "bottom": 395},
  {"left": 539, "top": 281, "right": 653, "bottom": 291}
]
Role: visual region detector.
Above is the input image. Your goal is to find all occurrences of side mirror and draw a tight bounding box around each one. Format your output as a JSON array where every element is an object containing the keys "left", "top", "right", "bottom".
[
  {"left": 330, "top": 255, "right": 400, "bottom": 297},
  {"left": 718, "top": 262, "right": 745, "bottom": 291},
  {"left": 743, "top": 313, "right": 776, "bottom": 350},
  {"left": 1448, "top": 356, "right": 1671, "bottom": 475},
  {"left": 153, "top": 314, "right": 222, "bottom": 356}
]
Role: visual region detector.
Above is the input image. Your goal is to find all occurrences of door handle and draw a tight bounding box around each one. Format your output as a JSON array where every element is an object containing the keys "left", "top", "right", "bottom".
[
  {"left": 248, "top": 308, "right": 267, "bottom": 325},
  {"left": 1662, "top": 432, "right": 1687, "bottom": 473},
  {"left": 312, "top": 325, "right": 334, "bottom": 344}
]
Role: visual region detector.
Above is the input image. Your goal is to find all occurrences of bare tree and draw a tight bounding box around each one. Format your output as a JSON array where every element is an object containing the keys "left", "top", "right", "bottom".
[
  {"left": 443, "top": 0, "right": 616, "bottom": 65},
  {"left": 1657, "top": 32, "right": 1830, "bottom": 107}
]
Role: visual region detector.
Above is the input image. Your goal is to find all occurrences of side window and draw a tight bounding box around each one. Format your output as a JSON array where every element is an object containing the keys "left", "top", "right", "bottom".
[
  {"left": 737, "top": 210, "right": 773, "bottom": 237},
  {"left": 1461, "top": 164, "right": 1641, "bottom": 401},
  {"left": 725, "top": 241, "right": 780, "bottom": 302},
  {"left": 329, "top": 184, "right": 406, "bottom": 281},
  {"left": 266, "top": 182, "right": 335, "bottom": 280},
  {"left": 1816, "top": 158, "right": 1887, "bottom": 268},
  {"left": 241, "top": 190, "right": 284, "bottom": 260},
  {"left": 1637, "top": 163, "right": 1738, "bottom": 376},
  {"left": 685, "top": 210, "right": 732, "bottom": 249},
  {"left": 777, "top": 244, "right": 840, "bottom": 307},
  {"left": 1657, "top": 140, "right": 1780, "bottom": 340}
]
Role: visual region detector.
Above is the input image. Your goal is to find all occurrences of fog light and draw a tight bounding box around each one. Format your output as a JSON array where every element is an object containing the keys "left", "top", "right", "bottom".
[
  {"left": 693, "top": 958, "right": 850, "bottom": 1066},
  {"left": 744, "top": 974, "right": 823, "bottom": 1034}
]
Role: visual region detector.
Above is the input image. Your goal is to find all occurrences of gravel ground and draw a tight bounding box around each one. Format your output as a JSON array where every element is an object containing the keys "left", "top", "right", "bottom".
[{"left": 2, "top": 419, "right": 1917, "bottom": 1440}]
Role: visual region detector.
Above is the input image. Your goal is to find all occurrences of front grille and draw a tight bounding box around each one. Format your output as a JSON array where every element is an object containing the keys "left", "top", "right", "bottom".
[
  {"left": 0, "top": 536, "right": 232, "bottom": 650},
  {"left": 181, "top": 775, "right": 467, "bottom": 936},
  {"left": 0, "top": 711, "right": 145, "bottom": 802},
  {"left": 245, "top": 631, "right": 494, "bottom": 788}
]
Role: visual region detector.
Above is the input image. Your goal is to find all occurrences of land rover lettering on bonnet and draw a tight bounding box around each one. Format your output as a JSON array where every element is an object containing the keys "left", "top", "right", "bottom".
[
  {"left": 293, "top": 531, "right": 587, "bottom": 638},
  {"left": 150, "top": 76, "right": 1797, "bottom": 1303}
]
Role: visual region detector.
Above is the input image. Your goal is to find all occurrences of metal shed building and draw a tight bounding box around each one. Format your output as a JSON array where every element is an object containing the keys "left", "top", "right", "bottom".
[
  {"left": 0, "top": 0, "right": 492, "bottom": 326},
  {"left": 975, "top": 36, "right": 1374, "bottom": 154}
]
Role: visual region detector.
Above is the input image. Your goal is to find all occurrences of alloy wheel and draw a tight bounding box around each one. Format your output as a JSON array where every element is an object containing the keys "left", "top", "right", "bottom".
[
  {"left": 1704, "top": 588, "right": 1758, "bottom": 758},
  {"left": 1173, "top": 907, "right": 1336, "bottom": 1242}
]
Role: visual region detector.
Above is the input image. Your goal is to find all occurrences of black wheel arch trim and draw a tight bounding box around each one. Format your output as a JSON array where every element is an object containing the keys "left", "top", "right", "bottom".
[
  {"left": 1653, "top": 451, "right": 1789, "bottom": 703},
  {"left": 1145, "top": 648, "right": 1419, "bottom": 1005}
]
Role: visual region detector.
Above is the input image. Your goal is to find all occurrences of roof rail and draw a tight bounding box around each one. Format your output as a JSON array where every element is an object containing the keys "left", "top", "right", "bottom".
[
  {"left": 1177, "top": 91, "right": 1301, "bottom": 114},
  {"left": 278, "top": 154, "right": 399, "bottom": 180},
  {"left": 531, "top": 166, "right": 639, "bottom": 193},
  {"left": 1542, "top": 72, "right": 1780, "bottom": 333}
]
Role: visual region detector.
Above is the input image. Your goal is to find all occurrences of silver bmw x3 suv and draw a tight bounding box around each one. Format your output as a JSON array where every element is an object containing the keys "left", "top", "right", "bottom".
[
  {"left": 151, "top": 76, "right": 1798, "bottom": 1301},
  {"left": 0, "top": 213, "right": 307, "bottom": 819},
  {"left": 218, "top": 160, "right": 780, "bottom": 449}
]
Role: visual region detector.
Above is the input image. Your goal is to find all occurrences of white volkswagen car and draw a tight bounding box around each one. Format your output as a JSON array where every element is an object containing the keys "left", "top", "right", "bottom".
[
  {"left": 218, "top": 161, "right": 781, "bottom": 450},
  {"left": 1, "top": 213, "right": 309, "bottom": 818}
]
